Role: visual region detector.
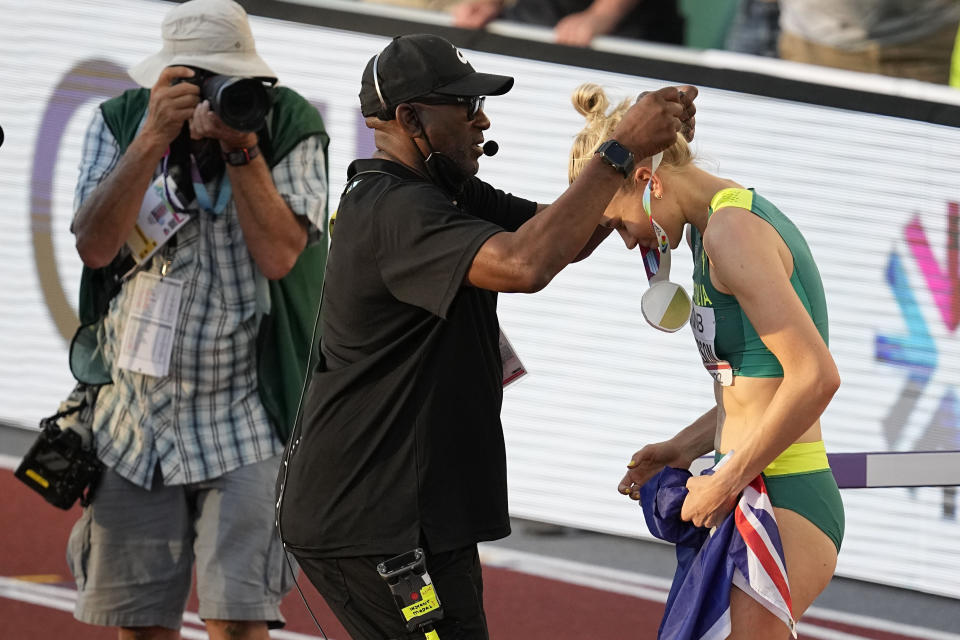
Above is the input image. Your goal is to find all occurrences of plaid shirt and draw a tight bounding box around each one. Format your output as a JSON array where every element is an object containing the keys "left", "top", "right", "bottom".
[{"left": 74, "top": 108, "right": 327, "bottom": 489}]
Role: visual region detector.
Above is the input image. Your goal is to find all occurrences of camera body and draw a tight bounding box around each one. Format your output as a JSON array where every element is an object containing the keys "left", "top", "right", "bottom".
[
  {"left": 15, "top": 385, "right": 105, "bottom": 510},
  {"left": 177, "top": 67, "right": 273, "bottom": 132}
]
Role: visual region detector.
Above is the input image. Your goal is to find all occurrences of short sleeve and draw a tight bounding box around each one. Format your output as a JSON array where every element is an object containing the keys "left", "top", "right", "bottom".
[
  {"left": 73, "top": 109, "right": 122, "bottom": 218},
  {"left": 370, "top": 183, "right": 503, "bottom": 318},
  {"left": 271, "top": 133, "right": 328, "bottom": 235},
  {"left": 460, "top": 177, "right": 537, "bottom": 231}
]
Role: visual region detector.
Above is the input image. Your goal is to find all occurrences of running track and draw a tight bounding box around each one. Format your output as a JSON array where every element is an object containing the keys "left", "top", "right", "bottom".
[{"left": 2, "top": 460, "right": 956, "bottom": 640}]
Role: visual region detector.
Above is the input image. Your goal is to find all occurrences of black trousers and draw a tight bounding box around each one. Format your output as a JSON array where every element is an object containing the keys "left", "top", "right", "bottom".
[{"left": 295, "top": 544, "right": 489, "bottom": 640}]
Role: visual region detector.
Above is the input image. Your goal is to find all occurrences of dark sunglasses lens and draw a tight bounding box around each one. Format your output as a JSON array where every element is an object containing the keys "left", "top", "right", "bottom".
[{"left": 467, "top": 96, "right": 485, "bottom": 119}]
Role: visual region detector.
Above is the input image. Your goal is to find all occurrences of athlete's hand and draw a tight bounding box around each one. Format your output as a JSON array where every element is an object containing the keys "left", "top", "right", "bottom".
[
  {"left": 618, "top": 439, "right": 690, "bottom": 500},
  {"left": 142, "top": 66, "right": 201, "bottom": 148},
  {"left": 680, "top": 473, "right": 738, "bottom": 528}
]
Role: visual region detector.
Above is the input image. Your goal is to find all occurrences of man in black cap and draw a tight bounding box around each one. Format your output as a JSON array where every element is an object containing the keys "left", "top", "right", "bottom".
[{"left": 277, "top": 33, "right": 696, "bottom": 638}]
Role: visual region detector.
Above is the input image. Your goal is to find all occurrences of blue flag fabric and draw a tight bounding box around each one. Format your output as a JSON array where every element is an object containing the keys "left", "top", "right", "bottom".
[{"left": 640, "top": 467, "right": 797, "bottom": 640}]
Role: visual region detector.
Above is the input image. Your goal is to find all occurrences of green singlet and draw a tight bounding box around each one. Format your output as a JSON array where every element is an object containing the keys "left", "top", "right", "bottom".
[
  {"left": 689, "top": 188, "right": 829, "bottom": 380},
  {"left": 697, "top": 189, "right": 844, "bottom": 551}
]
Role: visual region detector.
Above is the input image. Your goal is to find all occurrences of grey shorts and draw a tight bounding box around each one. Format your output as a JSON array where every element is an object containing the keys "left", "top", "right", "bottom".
[{"left": 66, "top": 455, "right": 294, "bottom": 630}]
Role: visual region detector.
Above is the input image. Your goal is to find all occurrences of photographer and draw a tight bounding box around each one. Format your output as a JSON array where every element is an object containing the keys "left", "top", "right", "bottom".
[
  {"left": 66, "top": 0, "right": 328, "bottom": 638},
  {"left": 277, "top": 33, "right": 695, "bottom": 639}
]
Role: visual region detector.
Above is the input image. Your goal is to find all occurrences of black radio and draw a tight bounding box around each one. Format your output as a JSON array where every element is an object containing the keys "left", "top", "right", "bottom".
[
  {"left": 377, "top": 548, "right": 444, "bottom": 638},
  {"left": 15, "top": 384, "right": 104, "bottom": 510}
]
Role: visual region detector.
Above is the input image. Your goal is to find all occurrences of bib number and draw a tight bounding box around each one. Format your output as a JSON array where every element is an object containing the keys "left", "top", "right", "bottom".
[{"left": 690, "top": 305, "right": 733, "bottom": 386}]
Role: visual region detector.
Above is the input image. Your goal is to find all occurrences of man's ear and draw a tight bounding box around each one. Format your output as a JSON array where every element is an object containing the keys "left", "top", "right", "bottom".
[{"left": 395, "top": 104, "right": 423, "bottom": 137}]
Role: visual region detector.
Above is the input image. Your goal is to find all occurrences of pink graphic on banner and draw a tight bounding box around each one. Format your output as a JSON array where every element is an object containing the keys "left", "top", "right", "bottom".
[{"left": 905, "top": 203, "right": 960, "bottom": 332}]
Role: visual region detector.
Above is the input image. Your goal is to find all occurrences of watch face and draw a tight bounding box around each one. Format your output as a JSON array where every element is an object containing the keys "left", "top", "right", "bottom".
[{"left": 603, "top": 141, "right": 632, "bottom": 166}]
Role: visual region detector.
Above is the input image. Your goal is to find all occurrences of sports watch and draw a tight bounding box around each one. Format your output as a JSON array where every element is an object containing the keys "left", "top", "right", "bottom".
[
  {"left": 222, "top": 144, "right": 260, "bottom": 166},
  {"left": 595, "top": 139, "right": 634, "bottom": 178}
]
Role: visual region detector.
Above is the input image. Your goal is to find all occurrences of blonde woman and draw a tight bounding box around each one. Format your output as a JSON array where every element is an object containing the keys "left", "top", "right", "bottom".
[{"left": 568, "top": 83, "right": 844, "bottom": 637}]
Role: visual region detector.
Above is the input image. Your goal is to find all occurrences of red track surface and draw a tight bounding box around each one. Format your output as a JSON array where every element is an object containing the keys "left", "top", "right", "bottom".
[{"left": 0, "top": 469, "right": 935, "bottom": 639}]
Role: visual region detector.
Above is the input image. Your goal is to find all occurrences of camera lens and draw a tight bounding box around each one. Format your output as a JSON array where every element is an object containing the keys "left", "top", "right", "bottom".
[{"left": 203, "top": 76, "right": 271, "bottom": 132}]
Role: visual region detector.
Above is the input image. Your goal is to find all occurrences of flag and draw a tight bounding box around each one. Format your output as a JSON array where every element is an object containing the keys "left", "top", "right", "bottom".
[{"left": 640, "top": 468, "right": 797, "bottom": 640}]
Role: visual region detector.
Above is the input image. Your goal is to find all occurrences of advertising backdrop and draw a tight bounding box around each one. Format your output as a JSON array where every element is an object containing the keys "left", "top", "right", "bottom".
[{"left": 2, "top": 0, "right": 959, "bottom": 599}]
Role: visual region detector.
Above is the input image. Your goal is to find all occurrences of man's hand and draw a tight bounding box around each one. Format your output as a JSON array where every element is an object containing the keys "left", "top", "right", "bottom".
[
  {"left": 612, "top": 85, "right": 697, "bottom": 160},
  {"left": 451, "top": 0, "right": 503, "bottom": 29},
  {"left": 618, "top": 439, "right": 691, "bottom": 500},
  {"left": 676, "top": 86, "right": 697, "bottom": 142},
  {"left": 188, "top": 100, "right": 258, "bottom": 152},
  {"left": 142, "top": 66, "right": 201, "bottom": 149}
]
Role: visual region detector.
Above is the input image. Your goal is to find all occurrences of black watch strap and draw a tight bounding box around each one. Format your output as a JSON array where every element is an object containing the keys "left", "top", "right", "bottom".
[
  {"left": 595, "top": 139, "right": 635, "bottom": 178},
  {"left": 222, "top": 144, "right": 260, "bottom": 167}
]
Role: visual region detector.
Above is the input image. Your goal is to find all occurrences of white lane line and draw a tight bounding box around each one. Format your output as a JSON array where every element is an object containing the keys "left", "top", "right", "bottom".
[
  {"left": 1, "top": 453, "right": 22, "bottom": 470},
  {"left": 479, "top": 545, "right": 960, "bottom": 640},
  {"left": 804, "top": 609, "right": 960, "bottom": 640},
  {"left": 0, "top": 578, "right": 75, "bottom": 613},
  {"left": 479, "top": 544, "right": 672, "bottom": 602},
  {"left": 0, "top": 577, "right": 331, "bottom": 639}
]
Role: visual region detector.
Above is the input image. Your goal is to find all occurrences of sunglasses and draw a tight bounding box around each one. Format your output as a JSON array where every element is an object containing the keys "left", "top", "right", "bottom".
[{"left": 411, "top": 95, "right": 486, "bottom": 120}]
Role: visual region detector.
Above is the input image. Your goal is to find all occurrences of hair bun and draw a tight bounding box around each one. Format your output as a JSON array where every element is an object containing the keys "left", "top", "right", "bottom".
[{"left": 572, "top": 83, "right": 609, "bottom": 121}]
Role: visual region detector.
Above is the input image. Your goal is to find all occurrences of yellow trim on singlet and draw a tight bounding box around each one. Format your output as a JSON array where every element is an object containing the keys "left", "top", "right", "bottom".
[
  {"left": 717, "top": 440, "right": 830, "bottom": 476},
  {"left": 709, "top": 187, "right": 754, "bottom": 214}
]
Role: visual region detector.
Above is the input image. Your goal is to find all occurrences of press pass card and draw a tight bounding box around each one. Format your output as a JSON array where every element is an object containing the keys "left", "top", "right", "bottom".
[
  {"left": 117, "top": 272, "right": 183, "bottom": 378},
  {"left": 499, "top": 327, "right": 528, "bottom": 388},
  {"left": 127, "top": 174, "right": 190, "bottom": 264}
]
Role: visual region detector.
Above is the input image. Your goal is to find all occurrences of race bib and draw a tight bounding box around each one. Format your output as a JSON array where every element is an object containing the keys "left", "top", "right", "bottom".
[{"left": 690, "top": 305, "right": 733, "bottom": 386}]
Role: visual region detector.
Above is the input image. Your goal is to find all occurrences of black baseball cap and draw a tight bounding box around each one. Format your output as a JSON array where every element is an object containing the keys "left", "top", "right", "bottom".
[{"left": 360, "top": 34, "right": 514, "bottom": 119}]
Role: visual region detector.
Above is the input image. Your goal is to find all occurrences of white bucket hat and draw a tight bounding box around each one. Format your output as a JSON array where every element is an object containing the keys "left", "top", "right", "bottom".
[{"left": 128, "top": 0, "right": 276, "bottom": 88}]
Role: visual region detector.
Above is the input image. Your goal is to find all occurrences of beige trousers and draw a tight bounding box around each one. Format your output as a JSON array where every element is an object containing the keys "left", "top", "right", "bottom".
[{"left": 779, "top": 21, "right": 960, "bottom": 85}]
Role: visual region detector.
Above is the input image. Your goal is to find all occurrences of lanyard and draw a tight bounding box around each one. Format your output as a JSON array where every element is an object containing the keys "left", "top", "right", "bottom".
[
  {"left": 190, "top": 153, "right": 232, "bottom": 215},
  {"left": 160, "top": 151, "right": 232, "bottom": 216},
  {"left": 639, "top": 151, "right": 670, "bottom": 284}
]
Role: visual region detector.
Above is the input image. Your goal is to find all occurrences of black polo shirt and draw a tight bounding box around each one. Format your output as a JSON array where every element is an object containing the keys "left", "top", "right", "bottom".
[{"left": 279, "top": 159, "right": 537, "bottom": 557}]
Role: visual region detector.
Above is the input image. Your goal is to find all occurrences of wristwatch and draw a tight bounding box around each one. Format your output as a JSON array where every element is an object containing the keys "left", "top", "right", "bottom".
[
  {"left": 222, "top": 144, "right": 260, "bottom": 167},
  {"left": 595, "top": 139, "right": 635, "bottom": 178}
]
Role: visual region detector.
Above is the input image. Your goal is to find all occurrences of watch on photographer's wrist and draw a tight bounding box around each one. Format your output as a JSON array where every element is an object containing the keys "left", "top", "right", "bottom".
[
  {"left": 595, "top": 139, "right": 635, "bottom": 178},
  {"left": 222, "top": 143, "right": 260, "bottom": 167}
]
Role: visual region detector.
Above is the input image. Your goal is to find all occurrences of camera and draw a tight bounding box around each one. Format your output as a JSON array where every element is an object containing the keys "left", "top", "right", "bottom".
[
  {"left": 177, "top": 67, "right": 274, "bottom": 132},
  {"left": 15, "top": 384, "right": 104, "bottom": 510}
]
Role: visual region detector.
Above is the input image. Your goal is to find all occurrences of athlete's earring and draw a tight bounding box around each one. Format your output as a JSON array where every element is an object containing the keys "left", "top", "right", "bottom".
[{"left": 654, "top": 189, "right": 663, "bottom": 200}]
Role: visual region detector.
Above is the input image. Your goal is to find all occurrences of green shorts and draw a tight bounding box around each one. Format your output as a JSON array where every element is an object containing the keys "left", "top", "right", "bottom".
[
  {"left": 764, "top": 469, "right": 844, "bottom": 553},
  {"left": 717, "top": 441, "right": 844, "bottom": 552}
]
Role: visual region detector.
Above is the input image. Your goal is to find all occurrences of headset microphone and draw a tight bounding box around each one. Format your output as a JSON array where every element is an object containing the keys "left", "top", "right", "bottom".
[{"left": 482, "top": 140, "right": 498, "bottom": 157}]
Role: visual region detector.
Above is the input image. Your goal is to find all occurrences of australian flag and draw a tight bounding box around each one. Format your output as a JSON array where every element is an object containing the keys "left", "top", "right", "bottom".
[{"left": 640, "top": 466, "right": 797, "bottom": 640}]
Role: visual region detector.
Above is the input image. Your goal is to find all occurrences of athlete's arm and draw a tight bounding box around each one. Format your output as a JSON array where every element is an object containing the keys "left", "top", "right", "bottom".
[
  {"left": 618, "top": 405, "right": 718, "bottom": 500},
  {"left": 680, "top": 207, "right": 840, "bottom": 528}
]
